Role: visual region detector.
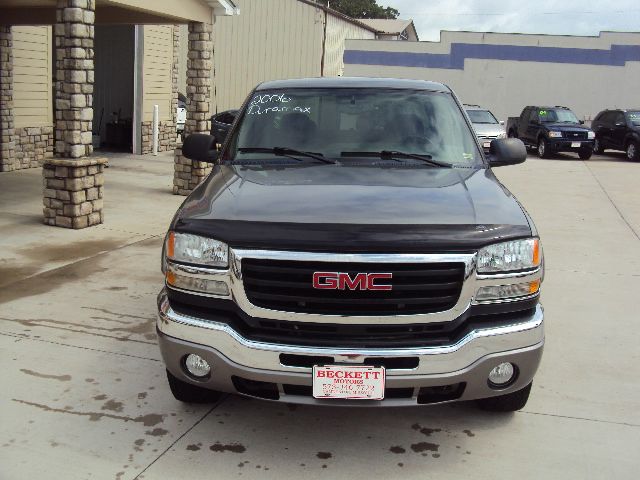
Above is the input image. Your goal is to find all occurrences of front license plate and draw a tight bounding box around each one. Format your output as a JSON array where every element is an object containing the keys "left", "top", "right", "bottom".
[
  {"left": 571, "top": 142, "right": 581, "bottom": 148},
  {"left": 483, "top": 141, "right": 491, "bottom": 148},
  {"left": 312, "top": 365, "right": 385, "bottom": 400}
]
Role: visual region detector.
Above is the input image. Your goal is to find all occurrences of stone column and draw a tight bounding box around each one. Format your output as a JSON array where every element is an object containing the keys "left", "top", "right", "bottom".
[
  {"left": 173, "top": 21, "right": 213, "bottom": 196},
  {"left": 0, "top": 26, "right": 16, "bottom": 172},
  {"left": 43, "top": 0, "right": 107, "bottom": 229}
]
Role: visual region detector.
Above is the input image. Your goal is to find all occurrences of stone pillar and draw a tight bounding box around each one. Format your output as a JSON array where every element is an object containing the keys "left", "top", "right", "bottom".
[
  {"left": 43, "top": 0, "right": 105, "bottom": 229},
  {"left": 173, "top": 21, "right": 213, "bottom": 196},
  {"left": 0, "top": 26, "right": 16, "bottom": 172},
  {"left": 53, "top": 0, "right": 95, "bottom": 159}
]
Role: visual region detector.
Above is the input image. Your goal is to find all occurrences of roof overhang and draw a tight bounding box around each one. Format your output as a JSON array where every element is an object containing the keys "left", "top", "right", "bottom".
[{"left": 0, "top": 0, "right": 239, "bottom": 25}]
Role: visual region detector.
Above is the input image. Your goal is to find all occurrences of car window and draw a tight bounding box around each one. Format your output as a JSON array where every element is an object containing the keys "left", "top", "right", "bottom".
[
  {"left": 228, "top": 88, "right": 482, "bottom": 166},
  {"left": 528, "top": 109, "right": 539, "bottom": 123},
  {"left": 466, "top": 109, "right": 498, "bottom": 124},
  {"left": 614, "top": 112, "right": 626, "bottom": 125},
  {"left": 539, "top": 109, "right": 579, "bottom": 124},
  {"left": 627, "top": 111, "right": 640, "bottom": 126}
]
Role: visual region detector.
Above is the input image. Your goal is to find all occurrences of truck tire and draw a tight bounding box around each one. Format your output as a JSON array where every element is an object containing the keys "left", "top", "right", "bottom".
[
  {"left": 166, "top": 369, "right": 224, "bottom": 404},
  {"left": 627, "top": 141, "right": 640, "bottom": 161},
  {"left": 578, "top": 148, "right": 593, "bottom": 160},
  {"left": 537, "top": 138, "right": 551, "bottom": 159},
  {"left": 476, "top": 382, "right": 532, "bottom": 412}
]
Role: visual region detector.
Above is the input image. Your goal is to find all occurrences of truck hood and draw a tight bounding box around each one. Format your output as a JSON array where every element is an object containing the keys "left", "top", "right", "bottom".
[
  {"left": 543, "top": 122, "right": 591, "bottom": 132},
  {"left": 173, "top": 164, "right": 532, "bottom": 252},
  {"left": 472, "top": 123, "right": 506, "bottom": 137}
]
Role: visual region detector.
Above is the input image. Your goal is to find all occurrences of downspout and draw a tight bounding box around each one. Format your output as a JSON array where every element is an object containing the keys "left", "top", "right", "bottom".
[{"left": 320, "top": 8, "right": 327, "bottom": 76}]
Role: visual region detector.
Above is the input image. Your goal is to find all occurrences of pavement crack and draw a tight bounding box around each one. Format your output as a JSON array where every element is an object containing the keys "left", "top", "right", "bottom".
[
  {"left": 583, "top": 161, "right": 640, "bottom": 242},
  {"left": 132, "top": 397, "right": 228, "bottom": 479},
  {"left": 520, "top": 410, "right": 640, "bottom": 428},
  {"left": 0, "top": 331, "right": 160, "bottom": 362}
]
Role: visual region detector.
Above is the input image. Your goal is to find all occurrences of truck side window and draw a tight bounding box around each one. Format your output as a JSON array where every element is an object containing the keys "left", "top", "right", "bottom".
[{"left": 528, "top": 109, "right": 539, "bottom": 123}]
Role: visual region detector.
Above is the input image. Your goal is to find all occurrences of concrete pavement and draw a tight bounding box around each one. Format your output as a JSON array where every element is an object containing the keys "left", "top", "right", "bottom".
[{"left": 1, "top": 151, "right": 639, "bottom": 479}]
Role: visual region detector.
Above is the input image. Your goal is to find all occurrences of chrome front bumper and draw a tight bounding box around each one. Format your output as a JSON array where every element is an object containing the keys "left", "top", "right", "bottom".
[{"left": 157, "top": 290, "right": 545, "bottom": 406}]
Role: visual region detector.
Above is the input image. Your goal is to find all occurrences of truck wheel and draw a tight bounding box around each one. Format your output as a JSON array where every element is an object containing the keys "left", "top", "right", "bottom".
[
  {"left": 578, "top": 148, "right": 593, "bottom": 160},
  {"left": 627, "top": 141, "right": 640, "bottom": 161},
  {"left": 166, "top": 369, "right": 224, "bottom": 404},
  {"left": 476, "top": 382, "right": 532, "bottom": 412},
  {"left": 593, "top": 138, "right": 604, "bottom": 154},
  {"left": 537, "top": 138, "right": 551, "bottom": 159}
]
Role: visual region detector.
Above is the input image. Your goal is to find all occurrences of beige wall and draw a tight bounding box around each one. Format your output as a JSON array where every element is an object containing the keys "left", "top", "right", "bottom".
[
  {"left": 212, "top": 0, "right": 325, "bottom": 112},
  {"left": 344, "top": 31, "right": 640, "bottom": 123},
  {"left": 323, "top": 13, "right": 375, "bottom": 77},
  {"left": 142, "top": 24, "right": 173, "bottom": 121},
  {"left": 12, "top": 26, "right": 53, "bottom": 128}
]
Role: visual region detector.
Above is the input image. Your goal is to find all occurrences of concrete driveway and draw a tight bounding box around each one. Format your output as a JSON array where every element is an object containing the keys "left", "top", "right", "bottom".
[{"left": 1, "top": 151, "right": 639, "bottom": 479}]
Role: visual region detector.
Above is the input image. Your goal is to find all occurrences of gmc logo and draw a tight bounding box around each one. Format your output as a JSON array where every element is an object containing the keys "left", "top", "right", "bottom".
[{"left": 312, "top": 272, "right": 393, "bottom": 291}]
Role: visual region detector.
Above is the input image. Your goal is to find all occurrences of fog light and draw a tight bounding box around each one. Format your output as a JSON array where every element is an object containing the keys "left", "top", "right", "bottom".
[
  {"left": 185, "top": 354, "right": 211, "bottom": 378},
  {"left": 488, "top": 362, "right": 516, "bottom": 387},
  {"left": 166, "top": 271, "right": 229, "bottom": 296}
]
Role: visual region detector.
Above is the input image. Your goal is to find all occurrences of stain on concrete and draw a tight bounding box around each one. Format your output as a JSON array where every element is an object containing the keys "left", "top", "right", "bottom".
[
  {"left": 17, "top": 239, "right": 123, "bottom": 264},
  {"left": 186, "top": 444, "right": 200, "bottom": 451},
  {"left": 433, "top": 453, "right": 441, "bottom": 458},
  {"left": 12, "top": 399, "right": 165, "bottom": 426},
  {"left": 389, "top": 446, "right": 406, "bottom": 454},
  {"left": 93, "top": 394, "right": 108, "bottom": 401},
  {"left": 397, "top": 463, "right": 404, "bottom": 467},
  {"left": 410, "top": 442, "right": 440, "bottom": 453},
  {"left": 134, "top": 439, "right": 145, "bottom": 447},
  {"left": 101, "top": 399, "right": 124, "bottom": 413},
  {"left": 316, "top": 452, "right": 332, "bottom": 459},
  {"left": 19, "top": 369, "right": 71, "bottom": 382},
  {"left": 145, "top": 428, "right": 168, "bottom": 436},
  {"left": 115, "top": 472, "right": 125, "bottom": 480},
  {"left": 0, "top": 258, "right": 109, "bottom": 304},
  {"left": 209, "top": 443, "right": 246, "bottom": 453},
  {"left": 137, "top": 392, "right": 147, "bottom": 400},
  {"left": 463, "top": 429, "right": 475, "bottom": 437},
  {"left": 411, "top": 423, "right": 442, "bottom": 437},
  {"left": 106, "top": 286, "right": 128, "bottom": 291}
]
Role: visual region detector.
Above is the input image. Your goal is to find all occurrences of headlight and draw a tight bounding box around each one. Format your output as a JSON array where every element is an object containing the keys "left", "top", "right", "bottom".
[
  {"left": 587, "top": 131, "right": 595, "bottom": 139},
  {"left": 477, "top": 238, "right": 541, "bottom": 273},
  {"left": 547, "top": 131, "right": 562, "bottom": 138},
  {"left": 165, "top": 232, "right": 228, "bottom": 268}
]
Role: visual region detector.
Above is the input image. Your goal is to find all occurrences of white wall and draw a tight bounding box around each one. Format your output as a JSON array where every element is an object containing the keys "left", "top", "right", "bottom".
[{"left": 344, "top": 31, "right": 640, "bottom": 122}]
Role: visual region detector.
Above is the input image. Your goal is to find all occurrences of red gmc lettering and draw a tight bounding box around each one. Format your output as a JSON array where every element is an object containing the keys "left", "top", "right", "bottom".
[{"left": 312, "top": 272, "right": 392, "bottom": 290}]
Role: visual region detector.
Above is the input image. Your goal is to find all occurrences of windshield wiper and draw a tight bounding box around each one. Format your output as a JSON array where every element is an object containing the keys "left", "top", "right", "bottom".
[
  {"left": 237, "top": 147, "right": 335, "bottom": 164},
  {"left": 341, "top": 150, "right": 452, "bottom": 168}
]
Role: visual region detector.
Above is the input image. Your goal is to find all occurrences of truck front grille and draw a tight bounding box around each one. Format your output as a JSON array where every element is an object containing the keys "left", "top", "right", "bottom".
[
  {"left": 241, "top": 259, "right": 465, "bottom": 315},
  {"left": 564, "top": 131, "right": 588, "bottom": 140}
]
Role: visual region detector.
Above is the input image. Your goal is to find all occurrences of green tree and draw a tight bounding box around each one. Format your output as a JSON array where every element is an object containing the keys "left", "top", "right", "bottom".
[{"left": 318, "top": 0, "right": 399, "bottom": 19}]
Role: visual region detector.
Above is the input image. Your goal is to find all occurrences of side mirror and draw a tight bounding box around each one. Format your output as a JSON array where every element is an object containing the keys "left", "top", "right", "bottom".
[
  {"left": 182, "top": 133, "right": 219, "bottom": 163},
  {"left": 499, "top": 120, "right": 505, "bottom": 125},
  {"left": 488, "top": 138, "right": 527, "bottom": 167},
  {"left": 579, "top": 120, "right": 585, "bottom": 125}
]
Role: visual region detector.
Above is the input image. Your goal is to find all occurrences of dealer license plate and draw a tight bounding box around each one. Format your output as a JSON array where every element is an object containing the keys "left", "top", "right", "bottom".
[
  {"left": 571, "top": 142, "right": 581, "bottom": 148},
  {"left": 483, "top": 141, "right": 491, "bottom": 148},
  {"left": 312, "top": 365, "right": 385, "bottom": 400}
]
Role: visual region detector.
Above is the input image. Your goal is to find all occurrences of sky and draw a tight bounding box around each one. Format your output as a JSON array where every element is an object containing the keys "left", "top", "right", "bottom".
[{"left": 378, "top": 0, "right": 640, "bottom": 41}]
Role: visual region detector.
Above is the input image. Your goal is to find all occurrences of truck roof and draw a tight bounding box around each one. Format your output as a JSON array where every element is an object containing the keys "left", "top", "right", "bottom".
[{"left": 256, "top": 77, "right": 451, "bottom": 93}]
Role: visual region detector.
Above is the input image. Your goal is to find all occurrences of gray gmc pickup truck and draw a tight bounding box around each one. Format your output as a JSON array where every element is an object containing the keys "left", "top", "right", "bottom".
[{"left": 157, "top": 77, "right": 544, "bottom": 412}]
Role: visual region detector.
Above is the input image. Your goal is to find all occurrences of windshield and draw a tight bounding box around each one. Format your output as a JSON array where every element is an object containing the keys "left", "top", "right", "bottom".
[
  {"left": 539, "top": 108, "right": 580, "bottom": 124},
  {"left": 628, "top": 112, "right": 640, "bottom": 126},
  {"left": 226, "top": 88, "right": 482, "bottom": 167},
  {"left": 466, "top": 109, "right": 498, "bottom": 124}
]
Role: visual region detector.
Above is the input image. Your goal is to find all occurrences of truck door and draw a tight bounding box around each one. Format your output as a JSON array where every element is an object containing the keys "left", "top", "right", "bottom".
[
  {"left": 525, "top": 108, "right": 540, "bottom": 144},
  {"left": 611, "top": 111, "right": 627, "bottom": 149}
]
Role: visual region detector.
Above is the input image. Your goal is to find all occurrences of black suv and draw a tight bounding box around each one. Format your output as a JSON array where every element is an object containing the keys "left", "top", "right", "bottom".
[
  {"left": 591, "top": 109, "right": 640, "bottom": 161},
  {"left": 506, "top": 106, "right": 595, "bottom": 159}
]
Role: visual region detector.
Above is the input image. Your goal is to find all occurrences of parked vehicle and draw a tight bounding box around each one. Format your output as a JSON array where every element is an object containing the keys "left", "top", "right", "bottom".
[
  {"left": 507, "top": 106, "right": 595, "bottom": 159},
  {"left": 158, "top": 77, "right": 543, "bottom": 412},
  {"left": 210, "top": 109, "right": 238, "bottom": 146},
  {"left": 176, "top": 93, "right": 187, "bottom": 142},
  {"left": 591, "top": 109, "right": 640, "bottom": 161},
  {"left": 464, "top": 104, "right": 506, "bottom": 151}
]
